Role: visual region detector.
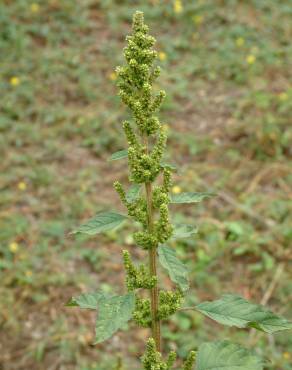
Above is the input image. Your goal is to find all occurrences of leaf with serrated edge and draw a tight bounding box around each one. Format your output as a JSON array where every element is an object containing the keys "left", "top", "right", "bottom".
[
  {"left": 158, "top": 245, "right": 189, "bottom": 291},
  {"left": 126, "top": 184, "right": 141, "bottom": 203},
  {"left": 196, "top": 294, "right": 292, "bottom": 333},
  {"left": 172, "top": 224, "right": 198, "bottom": 239},
  {"left": 66, "top": 292, "right": 111, "bottom": 309},
  {"left": 170, "top": 192, "right": 215, "bottom": 204},
  {"left": 95, "top": 293, "right": 135, "bottom": 343},
  {"left": 196, "top": 341, "right": 263, "bottom": 370},
  {"left": 109, "top": 149, "right": 128, "bottom": 161},
  {"left": 72, "top": 212, "right": 127, "bottom": 235}
]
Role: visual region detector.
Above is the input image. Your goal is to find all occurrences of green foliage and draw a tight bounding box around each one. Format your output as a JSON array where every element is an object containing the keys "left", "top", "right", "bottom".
[
  {"left": 109, "top": 149, "right": 128, "bottom": 161},
  {"left": 172, "top": 224, "right": 198, "bottom": 239},
  {"left": 72, "top": 212, "right": 127, "bottom": 235},
  {"left": 195, "top": 341, "right": 263, "bottom": 370},
  {"left": 170, "top": 192, "right": 215, "bottom": 204},
  {"left": 66, "top": 292, "right": 111, "bottom": 309},
  {"left": 67, "top": 10, "right": 291, "bottom": 369},
  {"left": 126, "top": 184, "right": 142, "bottom": 203},
  {"left": 95, "top": 293, "right": 136, "bottom": 344},
  {"left": 196, "top": 294, "right": 292, "bottom": 333},
  {"left": 158, "top": 245, "right": 189, "bottom": 291},
  {"left": 2, "top": 1, "right": 291, "bottom": 369}
]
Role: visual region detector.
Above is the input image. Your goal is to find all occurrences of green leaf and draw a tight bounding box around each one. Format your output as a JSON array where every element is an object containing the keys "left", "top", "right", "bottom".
[
  {"left": 126, "top": 183, "right": 141, "bottom": 203},
  {"left": 158, "top": 245, "right": 189, "bottom": 291},
  {"left": 170, "top": 192, "right": 215, "bottom": 204},
  {"left": 160, "top": 162, "right": 177, "bottom": 171},
  {"left": 95, "top": 293, "right": 135, "bottom": 343},
  {"left": 109, "top": 149, "right": 128, "bottom": 161},
  {"left": 72, "top": 212, "right": 127, "bottom": 235},
  {"left": 66, "top": 292, "right": 111, "bottom": 309},
  {"left": 196, "top": 294, "right": 292, "bottom": 333},
  {"left": 196, "top": 341, "right": 263, "bottom": 370},
  {"left": 172, "top": 224, "right": 198, "bottom": 239}
]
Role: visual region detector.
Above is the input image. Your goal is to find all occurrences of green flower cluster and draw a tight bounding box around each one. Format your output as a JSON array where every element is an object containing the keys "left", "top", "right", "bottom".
[
  {"left": 123, "top": 250, "right": 157, "bottom": 291},
  {"left": 115, "top": 10, "right": 195, "bottom": 369},
  {"left": 115, "top": 11, "right": 173, "bottom": 252},
  {"left": 141, "top": 338, "right": 196, "bottom": 370},
  {"left": 133, "top": 296, "right": 152, "bottom": 328},
  {"left": 114, "top": 181, "right": 147, "bottom": 227},
  {"left": 142, "top": 338, "right": 176, "bottom": 370},
  {"left": 182, "top": 351, "right": 197, "bottom": 370},
  {"left": 116, "top": 9, "right": 168, "bottom": 185},
  {"left": 158, "top": 290, "right": 183, "bottom": 320}
]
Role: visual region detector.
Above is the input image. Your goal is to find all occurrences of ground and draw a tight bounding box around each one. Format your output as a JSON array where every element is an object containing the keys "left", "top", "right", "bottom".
[{"left": 0, "top": 1, "right": 291, "bottom": 369}]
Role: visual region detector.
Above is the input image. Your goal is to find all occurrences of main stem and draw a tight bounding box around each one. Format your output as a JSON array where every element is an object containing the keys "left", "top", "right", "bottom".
[
  {"left": 144, "top": 135, "right": 161, "bottom": 352},
  {"left": 145, "top": 181, "right": 161, "bottom": 352}
]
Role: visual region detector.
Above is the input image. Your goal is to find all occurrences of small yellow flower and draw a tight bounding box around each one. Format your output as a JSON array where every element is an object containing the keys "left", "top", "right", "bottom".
[
  {"left": 30, "top": 3, "right": 40, "bottom": 13},
  {"left": 18, "top": 181, "right": 27, "bottom": 190},
  {"left": 80, "top": 183, "right": 88, "bottom": 192},
  {"left": 25, "top": 270, "right": 33, "bottom": 277},
  {"left": 172, "top": 186, "right": 181, "bottom": 194},
  {"left": 283, "top": 352, "right": 291, "bottom": 360},
  {"left": 158, "top": 52, "right": 167, "bottom": 61},
  {"left": 278, "top": 92, "right": 288, "bottom": 101},
  {"left": 173, "top": 0, "right": 183, "bottom": 14},
  {"left": 246, "top": 55, "right": 256, "bottom": 65},
  {"left": 236, "top": 37, "right": 245, "bottom": 47},
  {"left": 77, "top": 117, "right": 86, "bottom": 125},
  {"left": 193, "top": 15, "right": 204, "bottom": 25},
  {"left": 108, "top": 72, "right": 117, "bottom": 81},
  {"left": 10, "top": 77, "right": 20, "bottom": 86},
  {"left": 9, "top": 242, "right": 19, "bottom": 253}
]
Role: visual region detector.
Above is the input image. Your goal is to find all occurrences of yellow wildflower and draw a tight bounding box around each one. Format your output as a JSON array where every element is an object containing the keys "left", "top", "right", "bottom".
[
  {"left": 80, "top": 183, "right": 88, "bottom": 192},
  {"left": 77, "top": 117, "right": 86, "bottom": 125},
  {"left": 283, "top": 352, "right": 290, "bottom": 360},
  {"left": 172, "top": 186, "right": 181, "bottom": 194},
  {"left": 173, "top": 0, "right": 183, "bottom": 14},
  {"left": 158, "top": 52, "right": 167, "bottom": 61},
  {"left": 108, "top": 72, "right": 117, "bottom": 81},
  {"left": 18, "top": 181, "right": 27, "bottom": 190},
  {"left": 193, "top": 15, "right": 204, "bottom": 25},
  {"left": 25, "top": 270, "right": 33, "bottom": 277},
  {"left": 278, "top": 92, "right": 288, "bottom": 101},
  {"left": 9, "top": 242, "right": 19, "bottom": 253},
  {"left": 246, "top": 55, "right": 256, "bottom": 65},
  {"left": 236, "top": 37, "right": 245, "bottom": 47},
  {"left": 10, "top": 77, "right": 20, "bottom": 86},
  {"left": 30, "top": 3, "right": 40, "bottom": 13}
]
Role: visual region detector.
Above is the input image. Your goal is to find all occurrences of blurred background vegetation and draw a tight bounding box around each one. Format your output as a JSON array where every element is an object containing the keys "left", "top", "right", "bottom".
[{"left": 0, "top": 0, "right": 291, "bottom": 369}]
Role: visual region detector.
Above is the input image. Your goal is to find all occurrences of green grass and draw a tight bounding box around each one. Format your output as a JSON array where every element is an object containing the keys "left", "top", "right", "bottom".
[{"left": 0, "top": 1, "right": 291, "bottom": 369}]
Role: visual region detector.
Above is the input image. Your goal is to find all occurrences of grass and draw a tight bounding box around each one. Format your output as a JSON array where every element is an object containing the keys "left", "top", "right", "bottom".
[{"left": 0, "top": 1, "right": 291, "bottom": 369}]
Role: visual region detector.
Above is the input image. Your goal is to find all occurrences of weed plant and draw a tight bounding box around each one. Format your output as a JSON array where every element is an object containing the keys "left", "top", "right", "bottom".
[{"left": 68, "top": 11, "right": 291, "bottom": 370}]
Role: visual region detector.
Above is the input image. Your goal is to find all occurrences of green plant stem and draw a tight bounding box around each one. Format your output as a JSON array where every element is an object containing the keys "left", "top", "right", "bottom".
[
  {"left": 144, "top": 135, "right": 161, "bottom": 352},
  {"left": 145, "top": 181, "right": 161, "bottom": 352}
]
